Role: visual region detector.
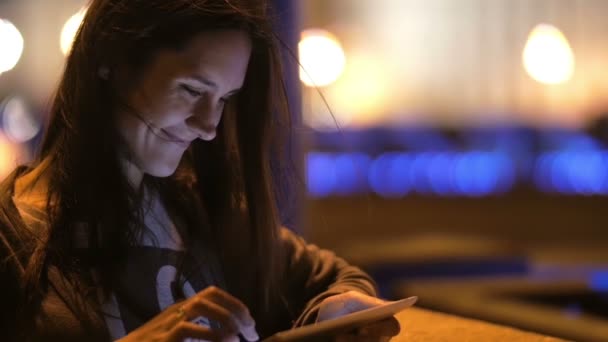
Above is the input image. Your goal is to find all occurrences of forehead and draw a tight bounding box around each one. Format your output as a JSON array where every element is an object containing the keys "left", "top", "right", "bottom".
[
  {"left": 162, "top": 30, "right": 252, "bottom": 80},
  {"left": 181, "top": 29, "right": 252, "bottom": 62}
]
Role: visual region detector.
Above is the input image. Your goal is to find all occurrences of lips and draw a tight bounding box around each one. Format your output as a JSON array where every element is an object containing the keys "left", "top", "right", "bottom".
[{"left": 159, "top": 128, "right": 191, "bottom": 147}]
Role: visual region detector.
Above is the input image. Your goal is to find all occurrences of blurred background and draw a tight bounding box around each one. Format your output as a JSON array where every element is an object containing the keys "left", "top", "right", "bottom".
[{"left": 1, "top": 0, "right": 607, "bottom": 340}]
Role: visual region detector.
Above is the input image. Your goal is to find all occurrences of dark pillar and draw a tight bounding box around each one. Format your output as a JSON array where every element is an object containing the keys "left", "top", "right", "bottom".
[{"left": 271, "top": 0, "right": 304, "bottom": 233}]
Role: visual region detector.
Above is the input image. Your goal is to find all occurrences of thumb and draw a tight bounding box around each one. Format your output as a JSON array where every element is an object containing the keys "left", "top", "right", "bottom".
[{"left": 342, "top": 292, "right": 387, "bottom": 314}]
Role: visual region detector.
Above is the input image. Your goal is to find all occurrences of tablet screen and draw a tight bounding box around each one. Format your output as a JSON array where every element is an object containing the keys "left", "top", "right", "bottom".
[{"left": 262, "top": 296, "right": 417, "bottom": 342}]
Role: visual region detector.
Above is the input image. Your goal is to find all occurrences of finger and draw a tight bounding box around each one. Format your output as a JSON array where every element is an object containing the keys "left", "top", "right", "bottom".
[
  {"left": 358, "top": 317, "right": 400, "bottom": 337},
  {"left": 347, "top": 291, "right": 387, "bottom": 307},
  {"left": 202, "top": 286, "right": 255, "bottom": 325},
  {"left": 341, "top": 291, "right": 389, "bottom": 314},
  {"left": 169, "top": 320, "right": 229, "bottom": 342},
  {"left": 199, "top": 286, "right": 259, "bottom": 341},
  {"left": 184, "top": 297, "right": 240, "bottom": 336}
]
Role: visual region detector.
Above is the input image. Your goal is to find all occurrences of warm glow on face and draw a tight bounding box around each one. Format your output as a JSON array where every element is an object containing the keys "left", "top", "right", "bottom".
[
  {"left": 523, "top": 23, "right": 575, "bottom": 85},
  {"left": 61, "top": 7, "right": 87, "bottom": 56},
  {"left": 299, "top": 29, "right": 346, "bottom": 87},
  {"left": 0, "top": 19, "right": 24, "bottom": 74}
]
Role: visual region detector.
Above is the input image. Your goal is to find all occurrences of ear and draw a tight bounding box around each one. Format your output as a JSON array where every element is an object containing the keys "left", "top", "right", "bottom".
[{"left": 98, "top": 65, "right": 110, "bottom": 80}]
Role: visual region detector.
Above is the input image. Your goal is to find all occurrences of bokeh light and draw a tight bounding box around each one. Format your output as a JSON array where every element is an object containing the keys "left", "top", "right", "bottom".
[
  {"left": 369, "top": 153, "right": 411, "bottom": 197},
  {"left": 61, "top": 7, "right": 87, "bottom": 56},
  {"left": 333, "top": 153, "right": 371, "bottom": 195},
  {"left": 0, "top": 19, "right": 24, "bottom": 74},
  {"left": 534, "top": 151, "right": 608, "bottom": 195},
  {"left": 306, "top": 152, "right": 337, "bottom": 197},
  {"left": 328, "top": 54, "right": 390, "bottom": 128},
  {"left": 1, "top": 96, "right": 41, "bottom": 143},
  {"left": 590, "top": 270, "right": 608, "bottom": 292},
  {"left": 298, "top": 29, "right": 346, "bottom": 87},
  {"left": 523, "top": 23, "right": 575, "bottom": 85},
  {"left": 307, "top": 151, "right": 516, "bottom": 198}
]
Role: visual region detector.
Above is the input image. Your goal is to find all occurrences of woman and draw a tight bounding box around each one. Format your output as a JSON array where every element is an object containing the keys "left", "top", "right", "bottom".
[{"left": 0, "top": 0, "right": 399, "bottom": 341}]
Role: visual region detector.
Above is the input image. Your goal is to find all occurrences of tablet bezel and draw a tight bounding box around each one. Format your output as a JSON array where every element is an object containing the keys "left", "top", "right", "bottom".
[{"left": 263, "top": 296, "right": 418, "bottom": 342}]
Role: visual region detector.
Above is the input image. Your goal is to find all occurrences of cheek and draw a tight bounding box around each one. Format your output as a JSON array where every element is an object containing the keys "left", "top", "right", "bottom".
[
  {"left": 115, "top": 112, "right": 144, "bottom": 146},
  {"left": 115, "top": 111, "right": 188, "bottom": 175},
  {"left": 128, "top": 80, "right": 184, "bottom": 121},
  {"left": 145, "top": 96, "right": 194, "bottom": 127}
]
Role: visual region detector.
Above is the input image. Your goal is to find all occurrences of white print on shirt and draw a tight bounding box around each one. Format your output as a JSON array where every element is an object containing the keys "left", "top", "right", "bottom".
[
  {"left": 156, "top": 264, "right": 211, "bottom": 326},
  {"left": 103, "top": 251, "right": 212, "bottom": 340},
  {"left": 102, "top": 293, "right": 127, "bottom": 338}
]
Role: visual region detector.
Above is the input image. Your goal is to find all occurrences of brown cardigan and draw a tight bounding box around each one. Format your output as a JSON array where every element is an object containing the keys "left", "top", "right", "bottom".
[{"left": 0, "top": 167, "right": 377, "bottom": 341}]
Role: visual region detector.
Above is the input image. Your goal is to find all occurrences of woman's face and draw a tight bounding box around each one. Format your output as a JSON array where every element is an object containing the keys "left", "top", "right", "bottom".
[{"left": 115, "top": 29, "right": 252, "bottom": 183}]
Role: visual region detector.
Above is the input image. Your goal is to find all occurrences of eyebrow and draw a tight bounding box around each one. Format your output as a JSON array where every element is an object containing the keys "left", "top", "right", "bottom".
[{"left": 190, "top": 75, "right": 242, "bottom": 96}]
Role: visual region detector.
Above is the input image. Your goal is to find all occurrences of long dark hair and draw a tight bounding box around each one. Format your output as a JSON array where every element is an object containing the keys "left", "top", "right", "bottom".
[{"left": 22, "top": 0, "right": 291, "bottom": 331}]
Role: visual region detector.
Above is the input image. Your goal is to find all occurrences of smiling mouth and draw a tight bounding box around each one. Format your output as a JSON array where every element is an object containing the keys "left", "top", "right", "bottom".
[{"left": 159, "top": 128, "right": 190, "bottom": 147}]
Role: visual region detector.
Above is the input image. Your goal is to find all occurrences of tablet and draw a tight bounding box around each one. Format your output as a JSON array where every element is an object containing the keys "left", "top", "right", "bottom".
[{"left": 262, "top": 296, "right": 418, "bottom": 342}]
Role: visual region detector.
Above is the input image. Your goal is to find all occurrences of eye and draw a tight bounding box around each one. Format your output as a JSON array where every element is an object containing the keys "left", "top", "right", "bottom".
[
  {"left": 180, "top": 84, "right": 202, "bottom": 97},
  {"left": 220, "top": 92, "right": 239, "bottom": 104}
]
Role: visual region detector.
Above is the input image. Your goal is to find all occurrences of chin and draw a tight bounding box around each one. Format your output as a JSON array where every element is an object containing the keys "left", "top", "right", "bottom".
[{"left": 146, "top": 162, "right": 180, "bottom": 178}]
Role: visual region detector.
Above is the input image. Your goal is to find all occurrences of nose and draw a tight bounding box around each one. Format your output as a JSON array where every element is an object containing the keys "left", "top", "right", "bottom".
[{"left": 188, "top": 99, "right": 224, "bottom": 141}]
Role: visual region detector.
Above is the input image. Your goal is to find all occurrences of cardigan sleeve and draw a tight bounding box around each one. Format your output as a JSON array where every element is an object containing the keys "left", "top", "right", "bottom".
[{"left": 279, "top": 227, "right": 378, "bottom": 327}]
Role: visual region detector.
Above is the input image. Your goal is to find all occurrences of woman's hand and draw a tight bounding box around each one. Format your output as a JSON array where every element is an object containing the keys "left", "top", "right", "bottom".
[
  {"left": 316, "top": 291, "right": 401, "bottom": 342},
  {"left": 117, "top": 286, "right": 259, "bottom": 342}
]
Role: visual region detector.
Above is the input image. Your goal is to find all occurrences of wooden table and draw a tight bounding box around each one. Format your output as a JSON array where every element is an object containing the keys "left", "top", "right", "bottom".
[{"left": 392, "top": 308, "right": 567, "bottom": 342}]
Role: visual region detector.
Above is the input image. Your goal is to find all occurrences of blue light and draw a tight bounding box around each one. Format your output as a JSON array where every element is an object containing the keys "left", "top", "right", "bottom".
[
  {"left": 493, "top": 154, "right": 516, "bottom": 193},
  {"left": 306, "top": 153, "right": 336, "bottom": 197},
  {"left": 393, "top": 128, "right": 453, "bottom": 151},
  {"left": 541, "top": 130, "right": 602, "bottom": 151},
  {"left": 567, "top": 152, "right": 608, "bottom": 195},
  {"left": 368, "top": 153, "right": 413, "bottom": 198},
  {"left": 428, "top": 153, "right": 454, "bottom": 196},
  {"left": 475, "top": 153, "right": 505, "bottom": 196},
  {"left": 452, "top": 152, "right": 514, "bottom": 196},
  {"left": 410, "top": 153, "right": 434, "bottom": 195},
  {"left": 369, "top": 153, "right": 398, "bottom": 197},
  {"left": 540, "top": 151, "right": 608, "bottom": 195},
  {"left": 454, "top": 153, "right": 474, "bottom": 195},
  {"left": 534, "top": 153, "right": 556, "bottom": 193},
  {"left": 604, "top": 153, "right": 608, "bottom": 194},
  {"left": 562, "top": 134, "right": 601, "bottom": 151},
  {"left": 590, "top": 271, "right": 608, "bottom": 292},
  {"left": 368, "top": 153, "right": 393, "bottom": 197},
  {"left": 333, "top": 153, "right": 371, "bottom": 195},
  {"left": 550, "top": 152, "right": 574, "bottom": 194},
  {"left": 388, "top": 153, "right": 412, "bottom": 197},
  {"left": 302, "top": 148, "right": 601, "bottom": 198}
]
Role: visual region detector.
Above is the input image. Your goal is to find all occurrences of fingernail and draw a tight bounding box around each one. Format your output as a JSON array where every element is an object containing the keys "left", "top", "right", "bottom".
[{"left": 243, "top": 327, "right": 260, "bottom": 341}]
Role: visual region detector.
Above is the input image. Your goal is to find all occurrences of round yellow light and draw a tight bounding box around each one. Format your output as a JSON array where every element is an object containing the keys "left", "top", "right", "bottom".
[
  {"left": 0, "top": 19, "right": 24, "bottom": 74},
  {"left": 299, "top": 29, "right": 346, "bottom": 87},
  {"left": 60, "top": 7, "right": 87, "bottom": 56},
  {"left": 523, "top": 24, "right": 575, "bottom": 85}
]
